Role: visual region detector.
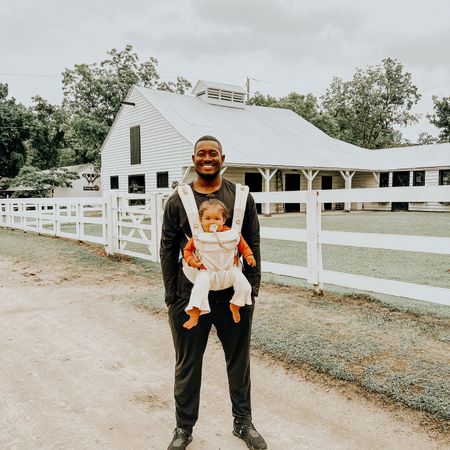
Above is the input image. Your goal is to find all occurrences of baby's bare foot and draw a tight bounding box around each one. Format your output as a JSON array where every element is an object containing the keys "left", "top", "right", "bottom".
[
  {"left": 183, "top": 317, "right": 198, "bottom": 329},
  {"left": 230, "top": 304, "right": 241, "bottom": 323}
]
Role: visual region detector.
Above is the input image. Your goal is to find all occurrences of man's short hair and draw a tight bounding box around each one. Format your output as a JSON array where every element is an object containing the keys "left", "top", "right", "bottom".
[{"left": 194, "top": 135, "right": 222, "bottom": 154}]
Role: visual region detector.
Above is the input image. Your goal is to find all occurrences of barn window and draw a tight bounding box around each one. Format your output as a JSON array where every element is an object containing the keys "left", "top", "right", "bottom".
[
  {"left": 157, "top": 171, "right": 169, "bottom": 188},
  {"left": 439, "top": 170, "right": 450, "bottom": 185},
  {"left": 128, "top": 174, "right": 145, "bottom": 205},
  {"left": 110, "top": 176, "right": 119, "bottom": 189},
  {"left": 130, "top": 126, "right": 141, "bottom": 165},
  {"left": 413, "top": 171, "right": 425, "bottom": 186},
  {"left": 379, "top": 172, "right": 389, "bottom": 187},
  {"left": 128, "top": 174, "right": 145, "bottom": 194}
]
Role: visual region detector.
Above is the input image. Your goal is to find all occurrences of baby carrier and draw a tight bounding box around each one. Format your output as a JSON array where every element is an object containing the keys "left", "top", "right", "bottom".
[{"left": 178, "top": 183, "right": 249, "bottom": 290}]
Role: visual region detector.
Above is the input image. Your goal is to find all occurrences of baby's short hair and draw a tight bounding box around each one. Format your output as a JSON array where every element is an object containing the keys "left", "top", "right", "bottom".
[{"left": 199, "top": 198, "right": 229, "bottom": 220}]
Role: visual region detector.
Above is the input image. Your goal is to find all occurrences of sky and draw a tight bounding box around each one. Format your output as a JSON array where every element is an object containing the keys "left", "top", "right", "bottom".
[{"left": 1, "top": 0, "right": 449, "bottom": 141}]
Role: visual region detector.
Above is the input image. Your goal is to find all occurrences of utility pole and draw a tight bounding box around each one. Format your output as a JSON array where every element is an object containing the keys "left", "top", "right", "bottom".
[{"left": 246, "top": 77, "right": 251, "bottom": 100}]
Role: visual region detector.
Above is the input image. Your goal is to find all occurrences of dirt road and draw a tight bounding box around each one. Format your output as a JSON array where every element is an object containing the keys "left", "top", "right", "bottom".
[{"left": 0, "top": 252, "right": 445, "bottom": 450}]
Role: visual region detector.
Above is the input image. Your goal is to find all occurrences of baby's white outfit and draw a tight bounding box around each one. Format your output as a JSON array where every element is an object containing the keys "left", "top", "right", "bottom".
[{"left": 178, "top": 184, "right": 253, "bottom": 315}]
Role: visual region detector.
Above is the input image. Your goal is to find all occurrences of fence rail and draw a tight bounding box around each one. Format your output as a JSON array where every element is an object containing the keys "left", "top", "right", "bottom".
[
  {"left": 253, "top": 186, "right": 450, "bottom": 306},
  {"left": 1, "top": 186, "right": 450, "bottom": 307}
]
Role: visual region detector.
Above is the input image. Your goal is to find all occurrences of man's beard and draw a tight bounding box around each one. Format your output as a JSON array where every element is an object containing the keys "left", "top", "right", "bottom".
[{"left": 195, "top": 168, "right": 221, "bottom": 181}]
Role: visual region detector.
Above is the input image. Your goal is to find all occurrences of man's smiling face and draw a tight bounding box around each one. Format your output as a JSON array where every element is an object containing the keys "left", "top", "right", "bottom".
[{"left": 192, "top": 140, "right": 225, "bottom": 181}]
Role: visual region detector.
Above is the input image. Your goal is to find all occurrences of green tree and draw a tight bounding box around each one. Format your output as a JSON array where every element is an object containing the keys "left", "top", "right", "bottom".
[
  {"left": 10, "top": 165, "right": 79, "bottom": 197},
  {"left": 61, "top": 45, "right": 191, "bottom": 166},
  {"left": 0, "top": 83, "right": 31, "bottom": 177},
  {"left": 0, "top": 176, "right": 12, "bottom": 190},
  {"left": 417, "top": 132, "right": 437, "bottom": 146},
  {"left": 321, "top": 58, "right": 421, "bottom": 149},
  {"left": 27, "top": 96, "right": 67, "bottom": 170},
  {"left": 427, "top": 96, "right": 450, "bottom": 142},
  {"left": 248, "top": 91, "right": 338, "bottom": 136}
]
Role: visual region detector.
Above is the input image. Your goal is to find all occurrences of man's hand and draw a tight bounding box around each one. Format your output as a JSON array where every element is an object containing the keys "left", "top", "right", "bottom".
[
  {"left": 246, "top": 255, "right": 257, "bottom": 267},
  {"left": 189, "top": 258, "right": 203, "bottom": 269}
]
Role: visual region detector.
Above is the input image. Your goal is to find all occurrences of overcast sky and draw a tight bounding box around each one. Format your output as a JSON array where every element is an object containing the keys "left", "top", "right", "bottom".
[{"left": 1, "top": 0, "right": 449, "bottom": 141}]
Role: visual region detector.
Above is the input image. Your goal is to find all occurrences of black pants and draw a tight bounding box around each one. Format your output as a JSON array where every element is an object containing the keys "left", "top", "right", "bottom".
[{"left": 168, "top": 298, "right": 254, "bottom": 432}]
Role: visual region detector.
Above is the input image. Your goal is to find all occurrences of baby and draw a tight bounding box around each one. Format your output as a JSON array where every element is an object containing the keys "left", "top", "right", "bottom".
[{"left": 183, "top": 198, "right": 256, "bottom": 329}]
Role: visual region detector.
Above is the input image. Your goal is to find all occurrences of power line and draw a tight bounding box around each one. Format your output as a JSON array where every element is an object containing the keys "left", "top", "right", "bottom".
[{"left": 0, "top": 73, "right": 59, "bottom": 78}]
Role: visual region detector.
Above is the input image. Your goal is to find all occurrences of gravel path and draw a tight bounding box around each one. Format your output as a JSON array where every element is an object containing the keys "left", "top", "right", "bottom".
[{"left": 0, "top": 255, "right": 445, "bottom": 450}]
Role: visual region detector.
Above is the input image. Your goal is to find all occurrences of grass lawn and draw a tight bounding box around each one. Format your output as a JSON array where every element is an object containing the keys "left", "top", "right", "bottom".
[{"left": 259, "top": 211, "right": 450, "bottom": 316}]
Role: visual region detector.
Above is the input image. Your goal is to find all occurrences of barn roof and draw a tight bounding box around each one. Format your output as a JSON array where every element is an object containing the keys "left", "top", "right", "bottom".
[{"left": 134, "top": 86, "right": 450, "bottom": 172}]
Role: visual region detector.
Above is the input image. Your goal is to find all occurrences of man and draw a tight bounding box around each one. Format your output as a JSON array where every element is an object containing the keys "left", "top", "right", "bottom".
[{"left": 160, "top": 135, "right": 267, "bottom": 449}]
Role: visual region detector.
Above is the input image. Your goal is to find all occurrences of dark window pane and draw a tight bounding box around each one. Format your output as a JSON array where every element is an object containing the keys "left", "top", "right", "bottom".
[
  {"left": 157, "top": 171, "right": 169, "bottom": 188},
  {"left": 379, "top": 172, "right": 389, "bottom": 187},
  {"left": 110, "top": 176, "right": 119, "bottom": 189},
  {"left": 413, "top": 171, "right": 425, "bottom": 186},
  {"left": 439, "top": 170, "right": 450, "bottom": 186},
  {"left": 128, "top": 174, "right": 145, "bottom": 193},
  {"left": 130, "top": 126, "right": 141, "bottom": 165}
]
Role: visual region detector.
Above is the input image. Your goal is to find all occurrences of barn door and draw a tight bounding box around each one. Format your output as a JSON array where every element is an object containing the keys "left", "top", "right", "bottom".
[
  {"left": 285, "top": 173, "right": 301, "bottom": 212},
  {"left": 245, "top": 172, "right": 262, "bottom": 214},
  {"left": 392, "top": 172, "right": 409, "bottom": 211},
  {"left": 322, "top": 176, "right": 333, "bottom": 211}
]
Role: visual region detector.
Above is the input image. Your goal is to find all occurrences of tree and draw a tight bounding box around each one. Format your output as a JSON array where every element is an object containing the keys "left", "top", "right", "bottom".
[
  {"left": 0, "top": 176, "right": 11, "bottom": 190},
  {"left": 27, "top": 96, "right": 67, "bottom": 170},
  {"left": 0, "top": 83, "right": 31, "bottom": 177},
  {"left": 248, "top": 91, "right": 338, "bottom": 137},
  {"left": 427, "top": 96, "right": 450, "bottom": 142},
  {"left": 9, "top": 165, "right": 79, "bottom": 197},
  {"left": 61, "top": 45, "right": 192, "bottom": 166},
  {"left": 417, "top": 132, "right": 437, "bottom": 146},
  {"left": 321, "top": 58, "right": 421, "bottom": 149}
]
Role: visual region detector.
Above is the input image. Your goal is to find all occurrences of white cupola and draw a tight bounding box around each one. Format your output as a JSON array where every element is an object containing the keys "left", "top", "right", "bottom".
[{"left": 191, "top": 80, "right": 247, "bottom": 108}]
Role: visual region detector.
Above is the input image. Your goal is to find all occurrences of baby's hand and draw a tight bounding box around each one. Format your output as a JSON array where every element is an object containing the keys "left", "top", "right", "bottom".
[
  {"left": 246, "top": 255, "right": 257, "bottom": 267},
  {"left": 189, "top": 258, "right": 203, "bottom": 269}
]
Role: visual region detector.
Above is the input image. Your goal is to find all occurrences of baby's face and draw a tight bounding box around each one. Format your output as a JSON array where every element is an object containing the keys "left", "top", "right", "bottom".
[{"left": 200, "top": 206, "right": 225, "bottom": 232}]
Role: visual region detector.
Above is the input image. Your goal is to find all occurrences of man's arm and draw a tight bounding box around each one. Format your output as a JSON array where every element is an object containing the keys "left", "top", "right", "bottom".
[
  {"left": 160, "top": 196, "right": 182, "bottom": 306},
  {"left": 241, "top": 193, "right": 261, "bottom": 298}
]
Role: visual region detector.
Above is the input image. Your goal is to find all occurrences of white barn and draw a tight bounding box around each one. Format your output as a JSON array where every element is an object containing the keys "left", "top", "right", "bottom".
[{"left": 100, "top": 81, "right": 450, "bottom": 213}]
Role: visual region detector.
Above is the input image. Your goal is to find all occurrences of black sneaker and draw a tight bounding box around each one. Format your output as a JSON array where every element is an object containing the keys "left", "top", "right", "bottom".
[
  {"left": 233, "top": 421, "right": 267, "bottom": 449},
  {"left": 167, "top": 427, "right": 193, "bottom": 450}
]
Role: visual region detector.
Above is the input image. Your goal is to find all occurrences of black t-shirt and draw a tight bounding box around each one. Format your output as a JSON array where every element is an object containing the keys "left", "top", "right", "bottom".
[{"left": 160, "top": 178, "right": 261, "bottom": 306}]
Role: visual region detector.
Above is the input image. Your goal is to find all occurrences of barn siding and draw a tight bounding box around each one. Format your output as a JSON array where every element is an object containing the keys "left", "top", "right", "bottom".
[
  {"left": 101, "top": 88, "right": 192, "bottom": 195},
  {"left": 409, "top": 169, "right": 450, "bottom": 212}
]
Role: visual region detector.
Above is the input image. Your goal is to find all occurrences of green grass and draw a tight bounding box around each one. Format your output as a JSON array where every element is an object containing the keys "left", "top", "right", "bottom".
[
  {"left": 251, "top": 286, "right": 450, "bottom": 422},
  {"left": 259, "top": 211, "right": 450, "bottom": 316},
  {"left": 259, "top": 211, "right": 450, "bottom": 237}
]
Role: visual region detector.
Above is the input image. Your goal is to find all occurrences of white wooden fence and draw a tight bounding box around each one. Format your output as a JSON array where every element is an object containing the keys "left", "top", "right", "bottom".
[{"left": 1, "top": 186, "right": 449, "bottom": 306}]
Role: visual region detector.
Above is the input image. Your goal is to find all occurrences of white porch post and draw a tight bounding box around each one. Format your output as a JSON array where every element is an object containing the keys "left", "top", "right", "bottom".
[
  {"left": 258, "top": 168, "right": 277, "bottom": 216},
  {"left": 339, "top": 170, "right": 355, "bottom": 211},
  {"left": 301, "top": 169, "right": 319, "bottom": 191},
  {"left": 372, "top": 172, "right": 380, "bottom": 185}
]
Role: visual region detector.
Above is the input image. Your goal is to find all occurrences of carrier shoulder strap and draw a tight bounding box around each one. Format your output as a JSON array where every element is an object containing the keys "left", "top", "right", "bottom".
[
  {"left": 177, "top": 184, "right": 201, "bottom": 238},
  {"left": 232, "top": 184, "right": 249, "bottom": 233},
  {"left": 178, "top": 183, "right": 249, "bottom": 236}
]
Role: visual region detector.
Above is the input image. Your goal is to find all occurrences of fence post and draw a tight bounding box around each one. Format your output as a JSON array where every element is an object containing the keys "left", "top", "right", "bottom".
[
  {"left": 153, "top": 193, "right": 164, "bottom": 263},
  {"left": 37, "top": 201, "right": 42, "bottom": 234},
  {"left": 150, "top": 194, "right": 158, "bottom": 262},
  {"left": 105, "top": 190, "right": 118, "bottom": 255},
  {"left": 5, "top": 201, "right": 12, "bottom": 228},
  {"left": 53, "top": 201, "right": 57, "bottom": 236},
  {"left": 306, "top": 190, "right": 323, "bottom": 295}
]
